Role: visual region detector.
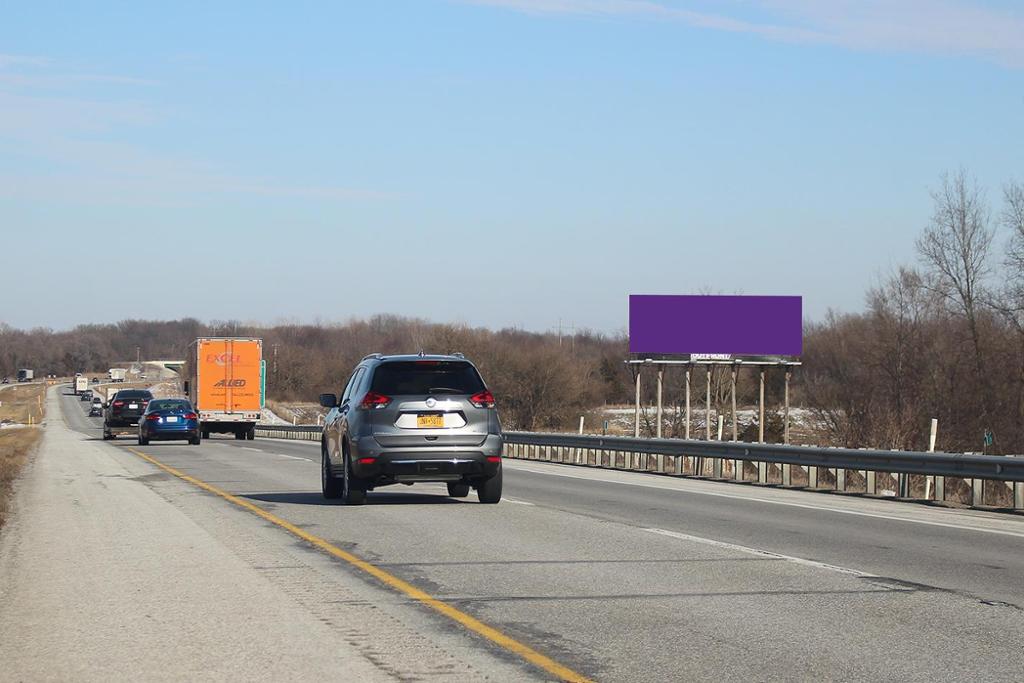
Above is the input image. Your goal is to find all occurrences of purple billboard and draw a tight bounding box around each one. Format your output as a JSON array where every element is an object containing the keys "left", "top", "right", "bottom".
[{"left": 629, "top": 295, "right": 802, "bottom": 356}]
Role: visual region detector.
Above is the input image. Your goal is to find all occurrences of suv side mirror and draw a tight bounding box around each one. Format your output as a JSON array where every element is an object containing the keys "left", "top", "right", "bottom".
[{"left": 319, "top": 393, "right": 338, "bottom": 409}]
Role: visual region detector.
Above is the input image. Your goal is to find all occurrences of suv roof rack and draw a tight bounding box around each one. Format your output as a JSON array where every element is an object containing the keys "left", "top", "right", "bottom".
[
  {"left": 361, "top": 353, "right": 382, "bottom": 361},
  {"left": 451, "top": 352, "right": 465, "bottom": 358}
]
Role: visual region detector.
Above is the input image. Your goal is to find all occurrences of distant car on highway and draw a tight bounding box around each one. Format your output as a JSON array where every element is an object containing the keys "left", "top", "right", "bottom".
[
  {"left": 89, "top": 398, "right": 103, "bottom": 417},
  {"left": 137, "top": 398, "right": 201, "bottom": 446},
  {"left": 1, "top": 377, "right": 8, "bottom": 384},
  {"left": 103, "top": 389, "right": 153, "bottom": 440},
  {"left": 80, "top": 389, "right": 94, "bottom": 402},
  {"left": 319, "top": 353, "right": 503, "bottom": 505}
]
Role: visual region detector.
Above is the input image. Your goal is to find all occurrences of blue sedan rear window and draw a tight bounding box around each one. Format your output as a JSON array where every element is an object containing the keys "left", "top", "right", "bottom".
[{"left": 148, "top": 400, "right": 192, "bottom": 412}]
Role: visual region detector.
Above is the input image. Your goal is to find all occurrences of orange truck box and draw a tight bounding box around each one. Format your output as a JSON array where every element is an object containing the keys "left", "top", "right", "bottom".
[{"left": 187, "top": 338, "right": 263, "bottom": 438}]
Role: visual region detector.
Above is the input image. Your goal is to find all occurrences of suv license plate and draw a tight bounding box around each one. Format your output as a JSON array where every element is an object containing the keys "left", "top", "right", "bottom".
[
  {"left": 417, "top": 414, "right": 444, "bottom": 428},
  {"left": 128, "top": 403, "right": 138, "bottom": 409}
]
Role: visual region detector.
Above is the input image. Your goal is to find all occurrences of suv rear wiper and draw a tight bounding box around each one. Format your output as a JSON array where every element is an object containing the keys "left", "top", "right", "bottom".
[{"left": 427, "top": 387, "right": 464, "bottom": 394}]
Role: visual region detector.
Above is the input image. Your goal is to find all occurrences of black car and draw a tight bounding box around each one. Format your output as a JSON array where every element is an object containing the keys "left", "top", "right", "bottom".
[
  {"left": 80, "top": 390, "right": 94, "bottom": 402},
  {"left": 103, "top": 389, "right": 154, "bottom": 439}
]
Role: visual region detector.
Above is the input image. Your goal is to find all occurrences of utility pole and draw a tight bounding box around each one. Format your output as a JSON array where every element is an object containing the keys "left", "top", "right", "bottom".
[
  {"left": 136, "top": 346, "right": 140, "bottom": 364},
  {"left": 273, "top": 343, "right": 279, "bottom": 379}
]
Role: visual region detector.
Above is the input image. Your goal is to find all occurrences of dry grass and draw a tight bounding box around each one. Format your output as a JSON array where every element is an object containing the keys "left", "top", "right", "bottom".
[
  {"left": 266, "top": 399, "right": 327, "bottom": 425},
  {"left": 0, "top": 384, "right": 46, "bottom": 425},
  {"left": 0, "top": 428, "right": 42, "bottom": 528},
  {"left": 0, "top": 384, "right": 47, "bottom": 527}
]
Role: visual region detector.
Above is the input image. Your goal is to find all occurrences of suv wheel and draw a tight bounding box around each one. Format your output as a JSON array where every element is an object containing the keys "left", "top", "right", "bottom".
[
  {"left": 477, "top": 468, "right": 502, "bottom": 504},
  {"left": 341, "top": 450, "right": 366, "bottom": 505},
  {"left": 322, "top": 444, "right": 343, "bottom": 499},
  {"left": 446, "top": 482, "right": 470, "bottom": 498}
]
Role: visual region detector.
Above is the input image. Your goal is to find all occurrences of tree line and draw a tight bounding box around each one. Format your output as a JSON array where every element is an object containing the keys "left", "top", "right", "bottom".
[{"left": 3, "top": 169, "right": 1022, "bottom": 451}]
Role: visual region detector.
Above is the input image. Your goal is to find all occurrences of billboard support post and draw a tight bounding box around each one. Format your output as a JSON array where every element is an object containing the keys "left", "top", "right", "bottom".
[
  {"left": 784, "top": 369, "right": 792, "bottom": 445},
  {"left": 758, "top": 370, "right": 766, "bottom": 444},
  {"left": 633, "top": 370, "right": 641, "bottom": 438},
  {"left": 705, "top": 366, "right": 712, "bottom": 441},
  {"left": 656, "top": 367, "right": 664, "bottom": 439},
  {"left": 684, "top": 367, "right": 691, "bottom": 440},
  {"left": 730, "top": 365, "right": 738, "bottom": 442}
]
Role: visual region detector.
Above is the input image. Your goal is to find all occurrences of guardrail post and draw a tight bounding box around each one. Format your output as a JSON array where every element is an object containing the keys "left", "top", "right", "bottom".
[
  {"left": 865, "top": 470, "right": 876, "bottom": 495},
  {"left": 734, "top": 458, "right": 743, "bottom": 481},
  {"left": 808, "top": 465, "right": 818, "bottom": 488},
  {"left": 712, "top": 457, "right": 722, "bottom": 479},
  {"left": 934, "top": 474, "right": 944, "bottom": 502},
  {"left": 657, "top": 453, "right": 664, "bottom": 473},
  {"left": 782, "top": 463, "right": 791, "bottom": 487},
  {"left": 1014, "top": 478, "right": 1023, "bottom": 510},
  {"left": 836, "top": 469, "right": 845, "bottom": 492},
  {"left": 972, "top": 478, "right": 984, "bottom": 507},
  {"left": 757, "top": 461, "right": 767, "bottom": 484}
]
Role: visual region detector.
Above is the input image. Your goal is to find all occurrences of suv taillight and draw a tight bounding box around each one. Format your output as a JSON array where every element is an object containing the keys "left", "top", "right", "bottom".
[
  {"left": 113, "top": 400, "right": 124, "bottom": 407},
  {"left": 360, "top": 392, "right": 391, "bottom": 410},
  {"left": 146, "top": 413, "right": 161, "bottom": 421},
  {"left": 183, "top": 412, "right": 198, "bottom": 420},
  {"left": 469, "top": 391, "right": 495, "bottom": 409}
]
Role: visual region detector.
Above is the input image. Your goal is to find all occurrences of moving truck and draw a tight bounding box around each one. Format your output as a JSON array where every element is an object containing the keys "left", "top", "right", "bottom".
[
  {"left": 185, "top": 338, "right": 263, "bottom": 440},
  {"left": 74, "top": 376, "right": 89, "bottom": 394},
  {"left": 17, "top": 369, "right": 33, "bottom": 382},
  {"left": 108, "top": 368, "right": 127, "bottom": 383}
]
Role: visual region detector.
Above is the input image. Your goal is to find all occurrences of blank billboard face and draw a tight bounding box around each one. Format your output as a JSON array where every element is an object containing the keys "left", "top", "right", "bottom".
[{"left": 629, "top": 295, "right": 802, "bottom": 356}]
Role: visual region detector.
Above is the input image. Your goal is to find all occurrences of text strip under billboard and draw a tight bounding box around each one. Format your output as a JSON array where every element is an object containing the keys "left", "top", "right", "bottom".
[{"left": 629, "top": 295, "right": 802, "bottom": 356}]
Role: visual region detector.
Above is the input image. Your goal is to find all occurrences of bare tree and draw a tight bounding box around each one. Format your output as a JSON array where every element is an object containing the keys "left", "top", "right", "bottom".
[{"left": 916, "top": 168, "right": 995, "bottom": 436}]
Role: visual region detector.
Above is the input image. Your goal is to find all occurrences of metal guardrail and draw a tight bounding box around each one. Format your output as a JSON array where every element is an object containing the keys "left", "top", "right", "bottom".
[
  {"left": 253, "top": 424, "right": 1024, "bottom": 509},
  {"left": 503, "top": 432, "right": 1024, "bottom": 482},
  {"left": 502, "top": 432, "right": 1024, "bottom": 510},
  {"left": 255, "top": 424, "right": 320, "bottom": 441}
]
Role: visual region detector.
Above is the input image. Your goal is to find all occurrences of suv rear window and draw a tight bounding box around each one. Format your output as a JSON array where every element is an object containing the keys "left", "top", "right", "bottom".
[
  {"left": 370, "top": 361, "right": 485, "bottom": 395},
  {"left": 114, "top": 390, "right": 153, "bottom": 400}
]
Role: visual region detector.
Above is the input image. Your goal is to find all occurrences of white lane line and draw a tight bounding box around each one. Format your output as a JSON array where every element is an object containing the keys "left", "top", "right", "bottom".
[
  {"left": 645, "top": 527, "right": 876, "bottom": 578},
  {"left": 507, "top": 461, "right": 1024, "bottom": 540},
  {"left": 502, "top": 496, "right": 535, "bottom": 506},
  {"left": 276, "top": 453, "right": 309, "bottom": 461},
  {"left": 241, "top": 447, "right": 262, "bottom": 452}
]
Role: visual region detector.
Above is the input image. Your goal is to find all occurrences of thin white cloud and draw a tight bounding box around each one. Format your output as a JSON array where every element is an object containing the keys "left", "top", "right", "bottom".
[
  {"left": 466, "top": 0, "right": 1024, "bottom": 67},
  {"left": 0, "top": 54, "right": 50, "bottom": 69},
  {"left": 0, "top": 57, "right": 388, "bottom": 205}
]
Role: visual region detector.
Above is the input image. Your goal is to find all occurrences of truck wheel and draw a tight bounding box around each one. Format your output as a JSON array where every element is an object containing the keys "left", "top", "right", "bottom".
[
  {"left": 246, "top": 425, "right": 255, "bottom": 440},
  {"left": 103, "top": 430, "right": 112, "bottom": 440},
  {"left": 447, "top": 482, "right": 470, "bottom": 498},
  {"left": 322, "top": 445, "right": 343, "bottom": 499},
  {"left": 190, "top": 435, "right": 201, "bottom": 446},
  {"left": 234, "top": 431, "right": 245, "bottom": 440},
  {"left": 138, "top": 435, "right": 149, "bottom": 446},
  {"left": 201, "top": 428, "right": 210, "bottom": 439},
  {"left": 477, "top": 468, "right": 502, "bottom": 504}
]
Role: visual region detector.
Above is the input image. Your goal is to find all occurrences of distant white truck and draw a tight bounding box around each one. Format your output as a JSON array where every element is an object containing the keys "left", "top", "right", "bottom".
[
  {"left": 74, "top": 376, "right": 89, "bottom": 394},
  {"left": 17, "top": 369, "right": 34, "bottom": 383},
  {"left": 108, "top": 368, "right": 127, "bottom": 383}
]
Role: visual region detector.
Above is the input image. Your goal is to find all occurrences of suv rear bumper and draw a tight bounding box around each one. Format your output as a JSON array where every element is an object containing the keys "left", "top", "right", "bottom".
[{"left": 346, "top": 434, "right": 503, "bottom": 485}]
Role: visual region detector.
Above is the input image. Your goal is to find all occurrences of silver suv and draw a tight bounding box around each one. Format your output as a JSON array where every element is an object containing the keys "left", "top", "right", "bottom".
[{"left": 319, "top": 354, "right": 503, "bottom": 505}]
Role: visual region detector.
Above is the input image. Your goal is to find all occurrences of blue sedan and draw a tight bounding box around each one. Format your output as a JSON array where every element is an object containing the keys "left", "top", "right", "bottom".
[{"left": 138, "top": 398, "right": 201, "bottom": 446}]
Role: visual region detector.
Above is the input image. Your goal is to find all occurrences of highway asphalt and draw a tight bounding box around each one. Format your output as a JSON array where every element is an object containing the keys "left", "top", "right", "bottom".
[{"left": 12, "top": 389, "right": 1024, "bottom": 681}]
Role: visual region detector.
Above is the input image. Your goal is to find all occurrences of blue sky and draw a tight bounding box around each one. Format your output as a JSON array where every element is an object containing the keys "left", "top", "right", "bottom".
[{"left": 2, "top": 1, "right": 1022, "bottom": 334}]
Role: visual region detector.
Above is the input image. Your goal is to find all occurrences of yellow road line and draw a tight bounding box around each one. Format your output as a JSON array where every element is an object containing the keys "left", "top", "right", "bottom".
[{"left": 126, "top": 447, "right": 593, "bottom": 683}]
